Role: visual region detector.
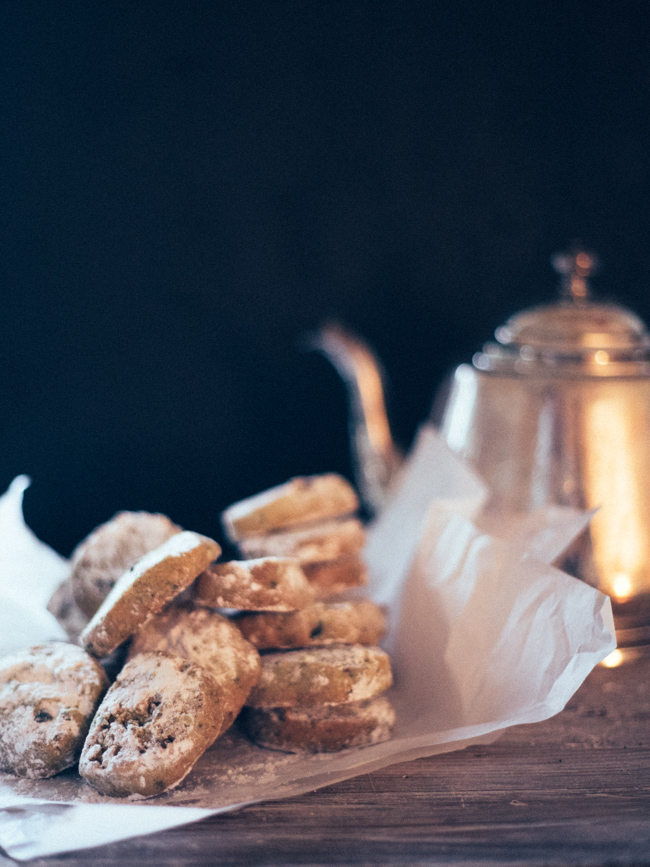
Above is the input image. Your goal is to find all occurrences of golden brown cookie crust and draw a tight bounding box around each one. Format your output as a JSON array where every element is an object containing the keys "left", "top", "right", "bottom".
[
  {"left": 242, "top": 696, "right": 395, "bottom": 753},
  {"left": 129, "top": 603, "right": 260, "bottom": 735},
  {"left": 80, "top": 531, "right": 221, "bottom": 658},
  {"left": 222, "top": 474, "right": 359, "bottom": 541},
  {"left": 245, "top": 644, "right": 392, "bottom": 708},
  {"left": 0, "top": 642, "right": 108, "bottom": 779},
  {"left": 235, "top": 600, "right": 386, "bottom": 650},
  {"left": 303, "top": 555, "right": 368, "bottom": 600},
  {"left": 238, "top": 517, "right": 366, "bottom": 564},
  {"left": 193, "top": 557, "right": 315, "bottom": 612},
  {"left": 70, "top": 511, "right": 182, "bottom": 618},
  {"left": 79, "top": 651, "right": 224, "bottom": 799}
]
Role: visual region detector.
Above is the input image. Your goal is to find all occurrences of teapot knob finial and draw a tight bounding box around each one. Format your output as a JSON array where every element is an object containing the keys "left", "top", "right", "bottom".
[{"left": 551, "top": 245, "right": 600, "bottom": 304}]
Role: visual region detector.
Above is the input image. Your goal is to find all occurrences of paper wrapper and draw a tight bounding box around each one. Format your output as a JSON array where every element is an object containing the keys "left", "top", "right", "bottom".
[{"left": 0, "top": 429, "right": 615, "bottom": 860}]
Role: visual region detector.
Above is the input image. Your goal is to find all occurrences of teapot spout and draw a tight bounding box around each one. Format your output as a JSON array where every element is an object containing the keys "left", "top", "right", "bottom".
[{"left": 308, "top": 323, "right": 402, "bottom": 516}]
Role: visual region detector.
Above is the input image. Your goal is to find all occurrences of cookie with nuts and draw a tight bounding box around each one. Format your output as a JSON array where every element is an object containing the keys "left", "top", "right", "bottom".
[{"left": 79, "top": 651, "right": 224, "bottom": 798}]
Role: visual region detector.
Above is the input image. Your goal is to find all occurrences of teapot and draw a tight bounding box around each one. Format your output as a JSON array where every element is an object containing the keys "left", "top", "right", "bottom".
[{"left": 311, "top": 249, "right": 650, "bottom": 655}]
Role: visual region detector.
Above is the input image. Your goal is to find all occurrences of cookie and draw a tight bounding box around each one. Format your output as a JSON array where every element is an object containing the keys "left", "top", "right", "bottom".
[
  {"left": 47, "top": 575, "right": 89, "bottom": 642},
  {"left": 0, "top": 642, "right": 108, "bottom": 779},
  {"left": 235, "top": 600, "right": 386, "bottom": 650},
  {"left": 79, "top": 651, "right": 224, "bottom": 798},
  {"left": 242, "top": 696, "right": 395, "bottom": 753},
  {"left": 129, "top": 603, "right": 260, "bottom": 735},
  {"left": 245, "top": 644, "right": 392, "bottom": 708},
  {"left": 303, "top": 555, "right": 368, "bottom": 599},
  {"left": 70, "top": 511, "right": 182, "bottom": 618},
  {"left": 222, "top": 474, "right": 359, "bottom": 541},
  {"left": 80, "top": 531, "right": 221, "bottom": 658},
  {"left": 237, "top": 517, "right": 366, "bottom": 565},
  {"left": 193, "top": 557, "right": 315, "bottom": 612}
]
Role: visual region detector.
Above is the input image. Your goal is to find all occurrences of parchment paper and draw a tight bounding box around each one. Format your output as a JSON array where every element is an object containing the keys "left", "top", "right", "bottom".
[{"left": 0, "top": 428, "right": 615, "bottom": 859}]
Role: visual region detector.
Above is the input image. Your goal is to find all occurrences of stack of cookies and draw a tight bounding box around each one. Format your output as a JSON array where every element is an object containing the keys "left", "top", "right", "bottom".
[
  {"left": 0, "top": 473, "right": 395, "bottom": 795},
  {"left": 196, "top": 473, "right": 396, "bottom": 753},
  {"left": 223, "top": 473, "right": 369, "bottom": 600}
]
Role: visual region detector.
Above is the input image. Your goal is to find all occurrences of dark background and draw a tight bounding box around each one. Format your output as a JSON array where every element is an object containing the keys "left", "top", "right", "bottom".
[{"left": 2, "top": 1, "right": 650, "bottom": 556}]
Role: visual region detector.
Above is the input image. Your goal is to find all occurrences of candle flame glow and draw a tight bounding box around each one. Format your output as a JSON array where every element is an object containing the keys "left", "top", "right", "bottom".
[
  {"left": 601, "top": 649, "right": 624, "bottom": 668},
  {"left": 612, "top": 572, "right": 633, "bottom": 602}
]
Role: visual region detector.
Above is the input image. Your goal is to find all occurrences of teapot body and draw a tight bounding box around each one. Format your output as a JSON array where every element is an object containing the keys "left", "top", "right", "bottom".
[{"left": 441, "top": 363, "right": 650, "bottom": 648}]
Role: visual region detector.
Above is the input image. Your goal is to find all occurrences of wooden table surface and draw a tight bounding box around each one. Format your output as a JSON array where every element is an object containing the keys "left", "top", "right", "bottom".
[{"left": 5, "top": 654, "right": 649, "bottom": 867}]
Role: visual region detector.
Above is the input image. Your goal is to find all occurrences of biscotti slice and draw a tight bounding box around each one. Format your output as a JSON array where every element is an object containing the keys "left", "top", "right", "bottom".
[
  {"left": 242, "top": 696, "right": 395, "bottom": 753},
  {"left": 79, "top": 651, "right": 224, "bottom": 799},
  {"left": 222, "top": 474, "right": 359, "bottom": 541},
  {"left": 193, "top": 557, "right": 315, "bottom": 612},
  {"left": 71, "top": 511, "right": 182, "bottom": 618},
  {"left": 235, "top": 600, "right": 386, "bottom": 650},
  {"left": 245, "top": 644, "right": 392, "bottom": 708},
  {"left": 303, "top": 555, "right": 368, "bottom": 600},
  {"left": 0, "top": 642, "right": 108, "bottom": 779},
  {"left": 80, "top": 531, "right": 221, "bottom": 658},
  {"left": 238, "top": 517, "right": 366, "bottom": 564},
  {"left": 129, "top": 603, "right": 260, "bottom": 735}
]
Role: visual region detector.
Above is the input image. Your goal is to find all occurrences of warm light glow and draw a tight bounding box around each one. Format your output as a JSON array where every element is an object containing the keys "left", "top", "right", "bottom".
[
  {"left": 594, "top": 350, "right": 609, "bottom": 365},
  {"left": 601, "top": 648, "right": 624, "bottom": 668},
  {"left": 612, "top": 572, "right": 633, "bottom": 601},
  {"left": 583, "top": 390, "right": 649, "bottom": 600},
  {"left": 576, "top": 252, "right": 592, "bottom": 272}
]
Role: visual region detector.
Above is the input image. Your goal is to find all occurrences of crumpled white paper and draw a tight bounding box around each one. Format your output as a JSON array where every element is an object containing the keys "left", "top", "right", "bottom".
[
  {"left": 0, "top": 431, "right": 616, "bottom": 860},
  {"left": 0, "top": 476, "right": 69, "bottom": 657}
]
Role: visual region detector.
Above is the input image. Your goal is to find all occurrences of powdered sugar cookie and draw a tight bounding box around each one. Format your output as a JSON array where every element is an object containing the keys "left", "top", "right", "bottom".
[
  {"left": 245, "top": 644, "right": 392, "bottom": 708},
  {"left": 242, "top": 696, "right": 395, "bottom": 753},
  {"left": 129, "top": 603, "right": 260, "bottom": 735},
  {"left": 70, "top": 511, "right": 182, "bottom": 617},
  {"left": 193, "top": 557, "right": 315, "bottom": 612},
  {"left": 303, "top": 555, "right": 368, "bottom": 599},
  {"left": 222, "top": 474, "right": 359, "bottom": 541},
  {"left": 0, "top": 642, "right": 108, "bottom": 779},
  {"left": 235, "top": 599, "right": 386, "bottom": 650},
  {"left": 80, "top": 531, "right": 221, "bottom": 658},
  {"left": 238, "top": 517, "right": 366, "bottom": 564},
  {"left": 79, "top": 651, "right": 224, "bottom": 798}
]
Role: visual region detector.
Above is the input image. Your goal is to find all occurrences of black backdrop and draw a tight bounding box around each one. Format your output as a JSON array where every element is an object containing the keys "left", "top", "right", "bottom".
[{"left": 2, "top": 1, "right": 650, "bottom": 556}]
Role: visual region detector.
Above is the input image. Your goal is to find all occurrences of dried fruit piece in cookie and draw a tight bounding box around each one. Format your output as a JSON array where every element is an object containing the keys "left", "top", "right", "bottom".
[
  {"left": 245, "top": 644, "right": 392, "bottom": 708},
  {"left": 129, "top": 603, "right": 260, "bottom": 735},
  {"left": 79, "top": 651, "right": 224, "bottom": 798},
  {"left": 302, "top": 555, "right": 368, "bottom": 600},
  {"left": 238, "top": 517, "right": 366, "bottom": 564},
  {"left": 80, "top": 531, "right": 221, "bottom": 658},
  {"left": 242, "top": 696, "right": 395, "bottom": 753},
  {"left": 70, "top": 511, "right": 182, "bottom": 618},
  {"left": 222, "top": 474, "right": 359, "bottom": 541},
  {"left": 235, "top": 600, "right": 386, "bottom": 650},
  {"left": 193, "top": 557, "right": 315, "bottom": 612},
  {"left": 0, "top": 642, "right": 108, "bottom": 779}
]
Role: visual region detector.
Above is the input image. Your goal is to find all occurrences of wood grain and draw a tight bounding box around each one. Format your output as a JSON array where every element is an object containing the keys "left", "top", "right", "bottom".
[{"left": 12, "top": 655, "right": 650, "bottom": 867}]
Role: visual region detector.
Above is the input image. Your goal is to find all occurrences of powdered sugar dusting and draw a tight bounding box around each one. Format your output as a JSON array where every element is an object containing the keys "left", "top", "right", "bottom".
[
  {"left": 79, "top": 652, "right": 223, "bottom": 798},
  {"left": 0, "top": 642, "right": 108, "bottom": 778},
  {"left": 92, "top": 532, "right": 211, "bottom": 620}
]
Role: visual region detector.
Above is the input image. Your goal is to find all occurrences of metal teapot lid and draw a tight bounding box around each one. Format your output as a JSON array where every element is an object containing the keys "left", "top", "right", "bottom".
[{"left": 474, "top": 249, "right": 650, "bottom": 377}]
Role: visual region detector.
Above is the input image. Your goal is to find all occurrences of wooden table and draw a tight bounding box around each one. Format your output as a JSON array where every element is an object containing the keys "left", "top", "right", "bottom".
[{"left": 7, "top": 654, "right": 650, "bottom": 867}]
